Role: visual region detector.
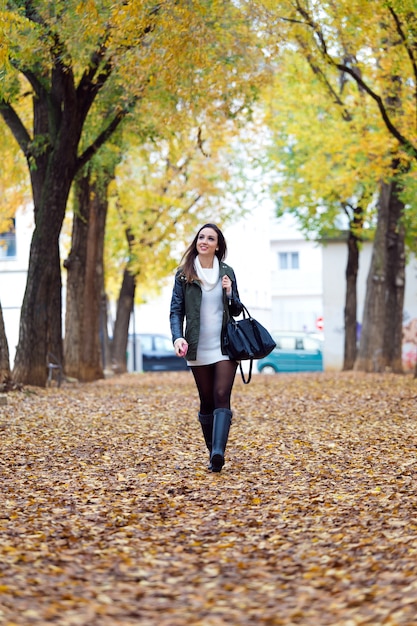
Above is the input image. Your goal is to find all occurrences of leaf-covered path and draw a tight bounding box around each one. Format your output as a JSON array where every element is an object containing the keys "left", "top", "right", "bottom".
[{"left": 1, "top": 372, "right": 417, "bottom": 625}]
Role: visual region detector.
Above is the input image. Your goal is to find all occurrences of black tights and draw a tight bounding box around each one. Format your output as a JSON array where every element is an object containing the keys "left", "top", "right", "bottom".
[{"left": 191, "top": 360, "right": 238, "bottom": 415}]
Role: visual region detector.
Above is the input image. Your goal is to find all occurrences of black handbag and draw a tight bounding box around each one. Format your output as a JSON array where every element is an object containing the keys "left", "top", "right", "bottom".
[{"left": 224, "top": 305, "right": 276, "bottom": 384}]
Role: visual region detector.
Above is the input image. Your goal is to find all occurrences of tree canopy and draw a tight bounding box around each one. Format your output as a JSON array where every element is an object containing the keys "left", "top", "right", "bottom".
[
  {"left": 0, "top": 0, "right": 269, "bottom": 385},
  {"left": 248, "top": 0, "right": 417, "bottom": 167},
  {"left": 261, "top": 50, "right": 392, "bottom": 239}
]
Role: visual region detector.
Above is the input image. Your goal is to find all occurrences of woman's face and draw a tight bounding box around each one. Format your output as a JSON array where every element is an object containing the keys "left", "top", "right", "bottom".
[{"left": 196, "top": 227, "right": 218, "bottom": 260}]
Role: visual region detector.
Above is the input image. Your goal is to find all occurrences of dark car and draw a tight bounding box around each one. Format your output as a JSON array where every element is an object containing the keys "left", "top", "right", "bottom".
[
  {"left": 128, "top": 333, "right": 189, "bottom": 372},
  {"left": 257, "top": 332, "right": 323, "bottom": 374}
]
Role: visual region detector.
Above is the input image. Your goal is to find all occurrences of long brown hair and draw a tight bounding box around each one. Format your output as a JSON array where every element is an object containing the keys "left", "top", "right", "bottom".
[{"left": 180, "top": 223, "right": 228, "bottom": 283}]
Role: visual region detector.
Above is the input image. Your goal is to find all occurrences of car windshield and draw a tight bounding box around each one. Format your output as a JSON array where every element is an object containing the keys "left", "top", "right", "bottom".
[
  {"left": 139, "top": 335, "right": 153, "bottom": 351},
  {"left": 273, "top": 335, "right": 321, "bottom": 351},
  {"left": 304, "top": 337, "right": 321, "bottom": 350},
  {"left": 154, "top": 336, "right": 174, "bottom": 352}
]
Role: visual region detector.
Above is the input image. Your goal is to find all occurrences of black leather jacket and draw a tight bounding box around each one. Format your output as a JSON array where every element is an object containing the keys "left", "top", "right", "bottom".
[{"left": 170, "top": 262, "right": 243, "bottom": 361}]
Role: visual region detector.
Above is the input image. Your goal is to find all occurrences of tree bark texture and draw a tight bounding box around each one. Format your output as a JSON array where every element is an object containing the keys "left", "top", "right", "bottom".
[
  {"left": 79, "top": 185, "right": 107, "bottom": 381},
  {"left": 111, "top": 228, "right": 137, "bottom": 374},
  {"left": 63, "top": 175, "right": 89, "bottom": 380},
  {"left": 64, "top": 174, "right": 107, "bottom": 382},
  {"left": 13, "top": 206, "right": 67, "bottom": 386},
  {"left": 354, "top": 178, "right": 405, "bottom": 372},
  {"left": 355, "top": 184, "right": 389, "bottom": 373},
  {"left": 343, "top": 228, "right": 360, "bottom": 370},
  {"left": 100, "top": 293, "right": 112, "bottom": 373},
  {"left": 111, "top": 267, "right": 136, "bottom": 375},
  {"left": 383, "top": 183, "right": 405, "bottom": 373}
]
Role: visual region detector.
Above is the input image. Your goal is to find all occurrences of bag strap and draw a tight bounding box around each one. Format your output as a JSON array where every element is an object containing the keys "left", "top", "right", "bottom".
[
  {"left": 239, "top": 359, "right": 253, "bottom": 384},
  {"left": 239, "top": 304, "right": 251, "bottom": 320},
  {"left": 229, "top": 304, "right": 249, "bottom": 326}
]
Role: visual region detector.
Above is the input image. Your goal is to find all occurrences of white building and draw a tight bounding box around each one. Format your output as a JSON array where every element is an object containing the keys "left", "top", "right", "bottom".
[{"left": 269, "top": 216, "right": 322, "bottom": 333}]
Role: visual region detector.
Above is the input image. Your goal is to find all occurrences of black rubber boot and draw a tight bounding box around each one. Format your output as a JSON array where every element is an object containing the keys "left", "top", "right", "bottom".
[
  {"left": 198, "top": 413, "right": 213, "bottom": 469},
  {"left": 210, "top": 408, "right": 233, "bottom": 473}
]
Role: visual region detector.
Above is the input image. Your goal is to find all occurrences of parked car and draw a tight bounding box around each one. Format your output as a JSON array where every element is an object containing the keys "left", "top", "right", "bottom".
[
  {"left": 128, "top": 333, "right": 189, "bottom": 372},
  {"left": 257, "top": 332, "right": 323, "bottom": 374}
]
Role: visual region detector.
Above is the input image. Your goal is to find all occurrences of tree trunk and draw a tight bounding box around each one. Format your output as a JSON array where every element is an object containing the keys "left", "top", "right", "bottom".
[
  {"left": 64, "top": 172, "right": 108, "bottom": 382},
  {"left": 354, "top": 177, "right": 405, "bottom": 372},
  {"left": 13, "top": 179, "right": 70, "bottom": 386},
  {"left": 383, "top": 182, "right": 405, "bottom": 373},
  {"left": 79, "top": 183, "right": 107, "bottom": 381},
  {"left": 63, "top": 174, "right": 89, "bottom": 379},
  {"left": 111, "top": 267, "right": 136, "bottom": 374},
  {"left": 100, "top": 293, "right": 112, "bottom": 373},
  {"left": 343, "top": 232, "right": 359, "bottom": 370},
  {"left": 343, "top": 205, "right": 363, "bottom": 370},
  {"left": 0, "top": 301, "right": 11, "bottom": 383},
  {"left": 354, "top": 184, "right": 389, "bottom": 372}
]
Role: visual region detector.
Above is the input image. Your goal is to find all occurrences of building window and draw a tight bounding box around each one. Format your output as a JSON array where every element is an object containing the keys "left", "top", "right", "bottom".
[
  {"left": 0, "top": 219, "right": 16, "bottom": 259},
  {"left": 279, "top": 251, "right": 299, "bottom": 270}
]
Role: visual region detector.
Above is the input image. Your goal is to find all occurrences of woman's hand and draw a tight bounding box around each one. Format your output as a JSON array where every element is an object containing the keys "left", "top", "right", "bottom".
[
  {"left": 222, "top": 275, "right": 232, "bottom": 297},
  {"left": 174, "top": 338, "right": 188, "bottom": 357}
]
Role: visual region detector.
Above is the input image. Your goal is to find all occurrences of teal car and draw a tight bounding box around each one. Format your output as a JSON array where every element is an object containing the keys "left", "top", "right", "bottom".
[{"left": 257, "top": 333, "right": 323, "bottom": 374}]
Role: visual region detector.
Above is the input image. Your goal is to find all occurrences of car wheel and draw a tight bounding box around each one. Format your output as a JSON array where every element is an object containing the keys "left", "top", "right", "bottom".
[{"left": 260, "top": 365, "right": 277, "bottom": 375}]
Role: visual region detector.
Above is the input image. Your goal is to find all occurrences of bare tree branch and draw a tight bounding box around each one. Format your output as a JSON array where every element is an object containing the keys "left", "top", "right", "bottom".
[
  {"left": 0, "top": 100, "right": 31, "bottom": 155},
  {"left": 75, "top": 105, "right": 134, "bottom": 172}
]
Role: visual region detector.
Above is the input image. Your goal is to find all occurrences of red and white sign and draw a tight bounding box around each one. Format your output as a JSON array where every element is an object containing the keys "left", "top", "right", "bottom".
[{"left": 316, "top": 316, "right": 324, "bottom": 332}]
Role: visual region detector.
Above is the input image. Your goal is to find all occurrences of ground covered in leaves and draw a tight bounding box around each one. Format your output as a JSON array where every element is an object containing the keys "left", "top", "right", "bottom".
[{"left": 1, "top": 371, "right": 417, "bottom": 625}]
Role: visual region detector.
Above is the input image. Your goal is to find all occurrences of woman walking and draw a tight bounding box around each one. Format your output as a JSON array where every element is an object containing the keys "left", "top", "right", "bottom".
[{"left": 170, "top": 224, "right": 243, "bottom": 472}]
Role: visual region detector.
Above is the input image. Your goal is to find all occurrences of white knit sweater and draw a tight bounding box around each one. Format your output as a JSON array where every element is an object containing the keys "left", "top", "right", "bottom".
[{"left": 187, "top": 278, "right": 229, "bottom": 366}]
